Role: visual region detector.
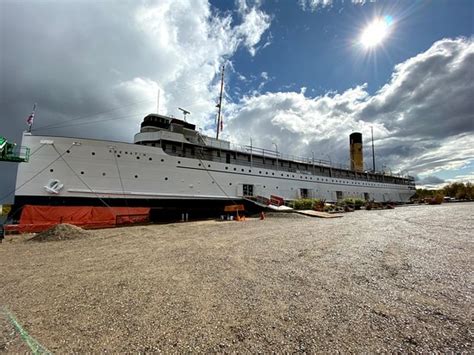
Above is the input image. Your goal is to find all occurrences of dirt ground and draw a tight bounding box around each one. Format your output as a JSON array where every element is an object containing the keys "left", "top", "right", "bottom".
[{"left": 0, "top": 203, "right": 472, "bottom": 353}]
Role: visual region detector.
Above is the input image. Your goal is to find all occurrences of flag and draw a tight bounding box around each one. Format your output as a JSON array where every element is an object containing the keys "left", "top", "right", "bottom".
[{"left": 26, "top": 103, "right": 37, "bottom": 126}]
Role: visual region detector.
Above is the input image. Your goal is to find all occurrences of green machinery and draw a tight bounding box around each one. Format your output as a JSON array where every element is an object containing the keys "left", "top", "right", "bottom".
[{"left": 0, "top": 136, "right": 30, "bottom": 163}]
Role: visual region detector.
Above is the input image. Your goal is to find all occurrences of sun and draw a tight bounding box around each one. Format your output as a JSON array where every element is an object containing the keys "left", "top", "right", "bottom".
[{"left": 359, "top": 16, "right": 393, "bottom": 49}]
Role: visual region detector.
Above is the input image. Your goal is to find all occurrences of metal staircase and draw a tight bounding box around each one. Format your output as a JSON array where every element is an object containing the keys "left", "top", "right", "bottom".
[{"left": 0, "top": 136, "right": 30, "bottom": 163}]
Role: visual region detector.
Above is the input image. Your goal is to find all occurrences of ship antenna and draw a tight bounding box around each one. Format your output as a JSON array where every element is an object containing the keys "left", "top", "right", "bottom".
[
  {"left": 157, "top": 88, "right": 160, "bottom": 114},
  {"left": 178, "top": 107, "right": 190, "bottom": 122},
  {"left": 216, "top": 64, "right": 225, "bottom": 140},
  {"left": 371, "top": 126, "right": 376, "bottom": 172}
]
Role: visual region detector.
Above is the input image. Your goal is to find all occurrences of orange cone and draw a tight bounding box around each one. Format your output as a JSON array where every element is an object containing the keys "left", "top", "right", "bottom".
[{"left": 260, "top": 211, "right": 265, "bottom": 220}]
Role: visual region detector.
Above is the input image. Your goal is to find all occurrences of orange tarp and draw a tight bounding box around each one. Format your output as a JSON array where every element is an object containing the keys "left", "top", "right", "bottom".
[
  {"left": 8, "top": 205, "right": 150, "bottom": 233},
  {"left": 224, "top": 204, "right": 245, "bottom": 212}
]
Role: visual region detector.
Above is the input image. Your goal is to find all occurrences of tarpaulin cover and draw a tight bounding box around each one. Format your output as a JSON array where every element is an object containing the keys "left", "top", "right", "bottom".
[{"left": 8, "top": 205, "right": 150, "bottom": 233}]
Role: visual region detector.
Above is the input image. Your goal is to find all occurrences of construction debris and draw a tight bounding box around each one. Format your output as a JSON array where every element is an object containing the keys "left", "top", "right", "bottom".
[{"left": 28, "top": 223, "right": 89, "bottom": 242}]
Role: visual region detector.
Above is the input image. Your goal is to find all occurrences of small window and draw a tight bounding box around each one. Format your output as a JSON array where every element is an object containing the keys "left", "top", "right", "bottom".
[
  {"left": 66, "top": 150, "right": 70, "bottom": 154},
  {"left": 102, "top": 172, "right": 106, "bottom": 176},
  {"left": 136, "top": 156, "right": 140, "bottom": 160},
  {"left": 178, "top": 161, "right": 181, "bottom": 164},
  {"left": 117, "top": 155, "right": 121, "bottom": 158},
  {"left": 165, "top": 177, "right": 168, "bottom": 181},
  {"left": 50, "top": 169, "right": 54, "bottom": 172},
  {"left": 134, "top": 175, "right": 138, "bottom": 179},
  {"left": 80, "top": 171, "right": 84, "bottom": 175},
  {"left": 92, "top": 152, "right": 95, "bottom": 155},
  {"left": 149, "top": 157, "right": 152, "bottom": 161},
  {"left": 161, "top": 159, "right": 164, "bottom": 162}
]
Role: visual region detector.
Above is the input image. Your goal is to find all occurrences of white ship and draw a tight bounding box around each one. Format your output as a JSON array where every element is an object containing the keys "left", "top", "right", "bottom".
[{"left": 12, "top": 112, "right": 415, "bottom": 220}]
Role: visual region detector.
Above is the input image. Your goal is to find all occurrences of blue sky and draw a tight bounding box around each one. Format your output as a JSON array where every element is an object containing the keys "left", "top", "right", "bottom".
[
  {"left": 0, "top": 0, "right": 473, "bottom": 202},
  {"left": 222, "top": 0, "right": 473, "bottom": 97}
]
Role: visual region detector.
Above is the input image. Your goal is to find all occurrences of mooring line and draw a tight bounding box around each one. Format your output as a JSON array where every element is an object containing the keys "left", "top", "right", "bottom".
[{"left": 2, "top": 307, "right": 51, "bottom": 354}]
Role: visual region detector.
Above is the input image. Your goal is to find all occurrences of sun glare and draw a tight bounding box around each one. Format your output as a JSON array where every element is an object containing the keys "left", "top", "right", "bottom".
[{"left": 360, "top": 16, "right": 392, "bottom": 49}]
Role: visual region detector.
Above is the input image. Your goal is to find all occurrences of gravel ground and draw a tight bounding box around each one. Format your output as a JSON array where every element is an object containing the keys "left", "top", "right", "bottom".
[{"left": 0, "top": 203, "right": 472, "bottom": 353}]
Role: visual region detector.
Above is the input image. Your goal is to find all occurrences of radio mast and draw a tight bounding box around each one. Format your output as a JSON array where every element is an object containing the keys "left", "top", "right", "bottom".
[{"left": 216, "top": 65, "right": 225, "bottom": 140}]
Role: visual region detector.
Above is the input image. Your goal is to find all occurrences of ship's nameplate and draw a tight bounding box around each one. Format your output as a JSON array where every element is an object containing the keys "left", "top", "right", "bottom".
[{"left": 40, "top": 139, "right": 54, "bottom": 145}]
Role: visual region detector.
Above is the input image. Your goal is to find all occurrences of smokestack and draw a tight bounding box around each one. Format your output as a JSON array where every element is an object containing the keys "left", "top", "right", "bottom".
[{"left": 349, "top": 132, "right": 364, "bottom": 172}]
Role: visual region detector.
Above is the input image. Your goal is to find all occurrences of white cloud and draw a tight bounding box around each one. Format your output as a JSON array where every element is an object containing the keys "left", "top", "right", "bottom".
[
  {"left": 299, "top": 0, "right": 371, "bottom": 11},
  {"left": 226, "top": 37, "right": 474, "bottom": 177},
  {"left": 235, "top": 0, "right": 272, "bottom": 56}
]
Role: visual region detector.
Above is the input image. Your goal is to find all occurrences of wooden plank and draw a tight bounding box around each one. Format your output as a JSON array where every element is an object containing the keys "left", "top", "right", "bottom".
[
  {"left": 224, "top": 204, "right": 245, "bottom": 212},
  {"left": 294, "top": 210, "right": 343, "bottom": 218}
]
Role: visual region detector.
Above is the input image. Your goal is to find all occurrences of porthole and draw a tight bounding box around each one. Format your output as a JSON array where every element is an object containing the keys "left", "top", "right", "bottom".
[
  {"left": 50, "top": 169, "right": 54, "bottom": 172},
  {"left": 125, "top": 152, "right": 128, "bottom": 154},
  {"left": 136, "top": 156, "right": 140, "bottom": 160},
  {"left": 266, "top": 172, "right": 268, "bottom": 175},
  {"left": 80, "top": 171, "right": 84, "bottom": 175},
  {"left": 272, "top": 173, "right": 274, "bottom": 176},
  {"left": 165, "top": 177, "right": 168, "bottom": 181},
  {"left": 117, "top": 155, "right": 121, "bottom": 158},
  {"left": 134, "top": 175, "right": 138, "bottom": 179},
  {"left": 225, "top": 167, "right": 229, "bottom": 170},
  {"left": 178, "top": 161, "right": 181, "bottom": 164},
  {"left": 249, "top": 170, "right": 252, "bottom": 173},
  {"left": 149, "top": 157, "right": 152, "bottom": 161},
  {"left": 263, "top": 185, "right": 266, "bottom": 188},
  {"left": 276, "top": 186, "right": 279, "bottom": 189},
  {"left": 259, "top": 171, "right": 262, "bottom": 174},
  {"left": 233, "top": 168, "right": 236, "bottom": 171},
  {"left": 161, "top": 159, "right": 164, "bottom": 162},
  {"left": 281, "top": 174, "right": 283, "bottom": 176},
  {"left": 208, "top": 165, "right": 211, "bottom": 168},
  {"left": 92, "top": 152, "right": 95, "bottom": 156},
  {"left": 66, "top": 150, "right": 70, "bottom": 154},
  {"left": 102, "top": 172, "right": 106, "bottom": 176},
  {"left": 229, "top": 182, "right": 232, "bottom": 186},
  {"left": 241, "top": 169, "right": 244, "bottom": 172},
  {"left": 198, "top": 163, "right": 202, "bottom": 167},
  {"left": 292, "top": 175, "right": 294, "bottom": 178}
]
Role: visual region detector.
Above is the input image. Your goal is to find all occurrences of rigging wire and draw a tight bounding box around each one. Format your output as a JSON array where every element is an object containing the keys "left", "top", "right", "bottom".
[
  {"left": 34, "top": 112, "right": 148, "bottom": 131},
  {"left": 111, "top": 146, "right": 130, "bottom": 213},
  {"left": 52, "top": 145, "right": 113, "bottom": 210},
  {"left": 0, "top": 143, "right": 72, "bottom": 209},
  {"left": 194, "top": 132, "right": 240, "bottom": 205},
  {"left": 33, "top": 98, "right": 155, "bottom": 131}
]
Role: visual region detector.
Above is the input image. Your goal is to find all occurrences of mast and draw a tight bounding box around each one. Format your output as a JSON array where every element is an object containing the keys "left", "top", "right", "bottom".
[
  {"left": 371, "top": 126, "right": 376, "bottom": 171},
  {"left": 216, "top": 65, "right": 225, "bottom": 140}
]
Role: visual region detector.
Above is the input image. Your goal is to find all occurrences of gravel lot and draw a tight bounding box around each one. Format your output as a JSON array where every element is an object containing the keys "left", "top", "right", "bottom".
[{"left": 1, "top": 203, "right": 472, "bottom": 353}]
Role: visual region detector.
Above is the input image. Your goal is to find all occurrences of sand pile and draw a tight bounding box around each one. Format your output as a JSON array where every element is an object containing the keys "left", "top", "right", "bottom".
[{"left": 29, "top": 223, "right": 89, "bottom": 242}]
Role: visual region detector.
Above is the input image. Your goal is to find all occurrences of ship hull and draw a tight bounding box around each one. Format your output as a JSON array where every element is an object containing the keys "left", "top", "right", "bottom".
[{"left": 12, "top": 133, "right": 415, "bottom": 220}]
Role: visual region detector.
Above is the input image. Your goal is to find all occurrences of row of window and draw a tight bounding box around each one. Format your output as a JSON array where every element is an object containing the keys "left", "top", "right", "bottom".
[{"left": 48, "top": 160, "right": 399, "bottom": 188}]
